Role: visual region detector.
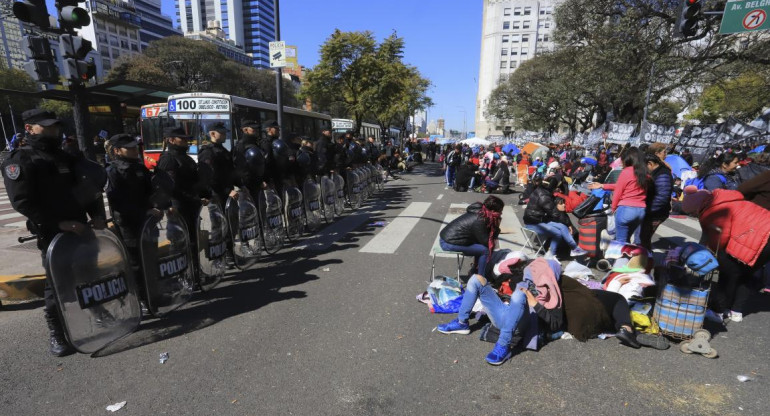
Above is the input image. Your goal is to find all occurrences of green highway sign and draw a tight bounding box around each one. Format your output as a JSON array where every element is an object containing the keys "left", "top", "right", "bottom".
[{"left": 720, "top": 0, "right": 770, "bottom": 34}]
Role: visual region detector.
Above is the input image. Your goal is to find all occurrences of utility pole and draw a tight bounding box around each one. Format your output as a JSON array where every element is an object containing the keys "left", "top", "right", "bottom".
[{"left": 273, "top": 0, "right": 283, "bottom": 140}]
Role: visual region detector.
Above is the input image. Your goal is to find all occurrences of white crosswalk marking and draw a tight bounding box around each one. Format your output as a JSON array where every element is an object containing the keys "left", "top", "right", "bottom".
[
  {"left": 436, "top": 194, "right": 443, "bottom": 200},
  {"left": 430, "top": 203, "right": 467, "bottom": 257},
  {"left": 302, "top": 200, "right": 389, "bottom": 252},
  {"left": 359, "top": 202, "right": 431, "bottom": 254},
  {"left": 498, "top": 205, "right": 526, "bottom": 252}
]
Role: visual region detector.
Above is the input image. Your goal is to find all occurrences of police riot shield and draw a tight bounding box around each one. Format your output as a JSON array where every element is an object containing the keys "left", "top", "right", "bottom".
[
  {"left": 225, "top": 190, "right": 261, "bottom": 270},
  {"left": 47, "top": 230, "right": 141, "bottom": 354},
  {"left": 367, "top": 164, "right": 377, "bottom": 194},
  {"left": 283, "top": 186, "right": 305, "bottom": 240},
  {"left": 333, "top": 172, "right": 346, "bottom": 216},
  {"left": 363, "top": 166, "right": 373, "bottom": 199},
  {"left": 320, "top": 176, "right": 336, "bottom": 224},
  {"left": 140, "top": 210, "right": 195, "bottom": 317},
  {"left": 348, "top": 169, "right": 362, "bottom": 210},
  {"left": 303, "top": 178, "right": 323, "bottom": 232},
  {"left": 196, "top": 200, "right": 228, "bottom": 291},
  {"left": 259, "top": 189, "right": 285, "bottom": 254}
]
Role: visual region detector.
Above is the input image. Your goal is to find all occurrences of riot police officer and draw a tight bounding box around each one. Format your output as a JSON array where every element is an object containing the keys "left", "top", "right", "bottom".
[
  {"left": 156, "top": 126, "right": 206, "bottom": 275},
  {"left": 315, "top": 127, "right": 334, "bottom": 175},
  {"left": 105, "top": 134, "right": 163, "bottom": 306},
  {"left": 2, "top": 109, "right": 107, "bottom": 356},
  {"left": 233, "top": 119, "right": 266, "bottom": 198},
  {"left": 198, "top": 122, "right": 238, "bottom": 206}
]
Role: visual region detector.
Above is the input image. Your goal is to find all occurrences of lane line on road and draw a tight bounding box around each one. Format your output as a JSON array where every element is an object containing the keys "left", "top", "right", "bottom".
[
  {"left": 360, "top": 202, "right": 432, "bottom": 254},
  {"left": 429, "top": 203, "right": 468, "bottom": 257},
  {"left": 436, "top": 194, "right": 443, "bottom": 200},
  {"left": 302, "top": 200, "right": 389, "bottom": 252},
  {"left": 498, "top": 205, "right": 526, "bottom": 252}
]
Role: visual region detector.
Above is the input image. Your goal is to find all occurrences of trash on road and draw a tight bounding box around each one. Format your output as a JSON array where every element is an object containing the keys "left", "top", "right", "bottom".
[
  {"left": 106, "top": 401, "right": 127, "bottom": 412},
  {"left": 737, "top": 375, "right": 754, "bottom": 382},
  {"left": 159, "top": 352, "right": 169, "bottom": 364},
  {"left": 369, "top": 221, "right": 387, "bottom": 227},
  {"left": 322, "top": 268, "right": 330, "bottom": 272}
]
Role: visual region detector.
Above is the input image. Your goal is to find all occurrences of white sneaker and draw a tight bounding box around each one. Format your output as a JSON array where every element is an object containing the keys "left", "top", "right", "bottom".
[
  {"left": 705, "top": 309, "right": 724, "bottom": 324},
  {"left": 728, "top": 311, "right": 743, "bottom": 323},
  {"left": 570, "top": 247, "right": 588, "bottom": 257}
]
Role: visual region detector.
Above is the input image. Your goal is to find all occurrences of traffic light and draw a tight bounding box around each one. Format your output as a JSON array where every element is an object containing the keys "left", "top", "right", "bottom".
[
  {"left": 59, "top": 34, "right": 94, "bottom": 82},
  {"left": 12, "top": 0, "right": 51, "bottom": 29},
  {"left": 56, "top": 0, "right": 91, "bottom": 31},
  {"left": 675, "top": 0, "right": 703, "bottom": 38},
  {"left": 20, "top": 36, "right": 59, "bottom": 83}
]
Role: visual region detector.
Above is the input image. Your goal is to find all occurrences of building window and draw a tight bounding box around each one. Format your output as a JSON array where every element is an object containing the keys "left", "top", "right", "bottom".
[
  {"left": 100, "top": 49, "right": 110, "bottom": 57},
  {"left": 543, "top": 35, "right": 550, "bottom": 42},
  {"left": 546, "top": 7, "right": 553, "bottom": 14},
  {"left": 109, "top": 35, "right": 119, "bottom": 47},
  {"left": 97, "top": 33, "right": 108, "bottom": 44},
  {"left": 120, "top": 39, "right": 129, "bottom": 49},
  {"left": 502, "top": 35, "right": 509, "bottom": 43},
  {"left": 511, "top": 51, "right": 518, "bottom": 56},
  {"left": 511, "top": 34, "right": 520, "bottom": 42},
  {"left": 503, "top": 21, "right": 510, "bottom": 30},
  {"left": 108, "top": 23, "right": 116, "bottom": 33},
  {"left": 119, "top": 27, "right": 127, "bottom": 37},
  {"left": 514, "top": 7, "right": 521, "bottom": 16},
  {"left": 129, "top": 31, "right": 137, "bottom": 40},
  {"left": 500, "top": 61, "right": 507, "bottom": 68},
  {"left": 131, "top": 43, "right": 139, "bottom": 52},
  {"left": 102, "top": 58, "right": 111, "bottom": 71},
  {"left": 501, "top": 48, "right": 508, "bottom": 56},
  {"left": 540, "top": 9, "right": 546, "bottom": 15},
  {"left": 523, "top": 21, "right": 531, "bottom": 29},
  {"left": 544, "top": 22, "right": 550, "bottom": 29},
  {"left": 510, "top": 61, "right": 518, "bottom": 68},
  {"left": 112, "top": 48, "right": 120, "bottom": 59},
  {"left": 512, "top": 21, "right": 520, "bottom": 29},
  {"left": 524, "top": 7, "right": 532, "bottom": 15},
  {"left": 521, "top": 48, "right": 529, "bottom": 55},
  {"left": 522, "top": 35, "right": 530, "bottom": 42},
  {"left": 504, "top": 8, "right": 511, "bottom": 16}
]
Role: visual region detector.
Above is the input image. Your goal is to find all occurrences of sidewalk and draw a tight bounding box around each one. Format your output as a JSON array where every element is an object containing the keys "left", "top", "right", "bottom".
[{"left": 0, "top": 226, "right": 45, "bottom": 301}]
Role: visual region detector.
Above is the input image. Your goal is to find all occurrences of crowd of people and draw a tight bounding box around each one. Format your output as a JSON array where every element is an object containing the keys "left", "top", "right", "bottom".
[{"left": 432, "top": 135, "right": 770, "bottom": 365}]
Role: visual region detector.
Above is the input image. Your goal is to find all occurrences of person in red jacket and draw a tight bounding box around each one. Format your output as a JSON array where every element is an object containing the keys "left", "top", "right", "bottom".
[{"left": 683, "top": 186, "right": 770, "bottom": 323}]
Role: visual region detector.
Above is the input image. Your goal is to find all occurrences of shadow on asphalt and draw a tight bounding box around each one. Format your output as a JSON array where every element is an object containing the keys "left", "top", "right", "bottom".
[
  {"left": 93, "top": 173, "right": 415, "bottom": 357},
  {"left": 0, "top": 299, "right": 44, "bottom": 311}
]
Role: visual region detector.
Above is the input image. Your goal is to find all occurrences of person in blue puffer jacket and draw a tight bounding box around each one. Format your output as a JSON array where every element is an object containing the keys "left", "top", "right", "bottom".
[{"left": 639, "top": 153, "right": 672, "bottom": 250}]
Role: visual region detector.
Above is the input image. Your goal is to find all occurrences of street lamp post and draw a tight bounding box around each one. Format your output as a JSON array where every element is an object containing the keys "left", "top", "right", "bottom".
[{"left": 273, "top": 0, "right": 284, "bottom": 139}]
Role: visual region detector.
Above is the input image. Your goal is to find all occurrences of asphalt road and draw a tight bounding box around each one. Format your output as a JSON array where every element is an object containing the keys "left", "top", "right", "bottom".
[{"left": 1, "top": 162, "right": 769, "bottom": 416}]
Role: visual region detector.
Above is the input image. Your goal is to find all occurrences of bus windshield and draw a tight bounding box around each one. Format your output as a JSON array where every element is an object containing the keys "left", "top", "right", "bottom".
[
  {"left": 164, "top": 113, "right": 234, "bottom": 154},
  {"left": 140, "top": 104, "right": 167, "bottom": 152}
]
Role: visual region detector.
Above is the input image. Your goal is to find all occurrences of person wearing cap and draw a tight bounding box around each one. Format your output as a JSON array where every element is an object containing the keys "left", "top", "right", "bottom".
[
  {"left": 234, "top": 119, "right": 267, "bottom": 196},
  {"left": 106, "top": 134, "right": 164, "bottom": 304},
  {"left": 157, "top": 126, "right": 207, "bottom": 275},
  {"left": 198, "top": 122, "right": 238, "bottom": 206},
  {"left": 2, "top": 109, "right": 107, "bottom": 356}
]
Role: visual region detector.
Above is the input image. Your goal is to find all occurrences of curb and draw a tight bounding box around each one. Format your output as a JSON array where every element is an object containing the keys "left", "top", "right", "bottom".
[{"left": 0, "top": 274, "right": 45, "bottom": 301}]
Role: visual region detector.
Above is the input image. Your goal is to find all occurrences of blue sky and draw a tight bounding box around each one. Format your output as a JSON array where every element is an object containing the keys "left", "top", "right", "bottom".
[{"left": 46, "top": 0, "right": 481, "bottom": 131}]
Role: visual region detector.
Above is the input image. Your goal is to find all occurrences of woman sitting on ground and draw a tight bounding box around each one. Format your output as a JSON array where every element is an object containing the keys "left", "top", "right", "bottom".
[
  {"left": 485, "top": 156, "right": 510, "bottom": 193},
  {"left": 523, "top": 177, "right": 587, "bottom": 259},
  {"left": 438, "top": 195, "right": 504, "bottom": 275},
  {"left": 437, "top": 258, "right": 650, "bottom": 366}
]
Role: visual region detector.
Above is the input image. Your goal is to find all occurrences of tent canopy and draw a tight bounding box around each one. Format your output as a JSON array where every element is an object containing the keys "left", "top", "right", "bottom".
[
  {"left": 502, "top": 143, "right": 520, "bottom": 155},
  {"left": 460, "top": 137, "right": 491, "bottom": 147},
  {"left": 665, "top": 155, "right": 692, "bottom": 178}
]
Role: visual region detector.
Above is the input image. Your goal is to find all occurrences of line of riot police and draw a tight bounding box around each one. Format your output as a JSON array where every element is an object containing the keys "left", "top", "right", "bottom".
[{"left": 2, "top": 109, "right": 387, "bottom": 356}]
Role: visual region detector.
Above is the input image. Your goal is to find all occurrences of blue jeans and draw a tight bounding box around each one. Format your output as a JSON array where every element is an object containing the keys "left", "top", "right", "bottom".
[
  {"left": 445, "top": 166, "right": 456, "bottom": 186},
  {"left": 458, "top": 275, "right": 527, "bottom": 347},
  {"left": 485, "top": 179, "right": 499, "bottom": 191},
  {"left": 439, "top": 238, "right": 489, "bottom": 274},
  {"left": 525, "top": 222, "right": 577, "bottom": 255},
  {"left": 615, "top": 206, "right": 645, "bottom": 243}
]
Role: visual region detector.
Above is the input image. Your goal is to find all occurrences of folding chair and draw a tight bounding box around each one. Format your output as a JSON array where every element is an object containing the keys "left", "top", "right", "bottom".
[
  {"left": 431, "top": 247, "right": 466, "bottom": 281},
  {"left": 520, "top": 226, "right": 547, "bottom": 257}
]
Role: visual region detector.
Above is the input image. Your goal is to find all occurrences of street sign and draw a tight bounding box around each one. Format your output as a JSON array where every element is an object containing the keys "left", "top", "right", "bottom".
[
  {"left": 285, "top": 45, "right": 298, "bottom": 69},
  {"left": 269, "top": 41, "right": 286, "bottom": 68},
  {"left": 719, "top": 0, "right": 770, "bottom": 34},
  {"left": 167, "top": 97, "right": 230, "bottom": 113}
]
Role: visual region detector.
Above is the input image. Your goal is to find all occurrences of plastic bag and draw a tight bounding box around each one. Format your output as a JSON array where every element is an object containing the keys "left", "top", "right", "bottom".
[
  {"left": 563, "top": 261, "right": 594, "bottom": 280},
  {"left": 427, "top": 276, "right": 464, "bottom": 314},
  {"left": 607, "top": 215, "right": 616, "bottom": 235}
]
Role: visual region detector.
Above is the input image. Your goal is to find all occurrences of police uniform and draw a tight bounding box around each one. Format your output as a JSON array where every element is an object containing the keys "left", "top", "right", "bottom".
[
  {"left": 198, "top": 122, "right": 236, "bottom": 207},
  {"left": 233, "top": 120, "right": 262, "bottom": 197},
  {"left": 1, "top": 109, "right": 106, "bottom": 356},
  {"left": 105, "top": 134, "right": 161, "bottom": 291},
  {"left": 156, "top": 127, "right": 205, "bottom": 274}
]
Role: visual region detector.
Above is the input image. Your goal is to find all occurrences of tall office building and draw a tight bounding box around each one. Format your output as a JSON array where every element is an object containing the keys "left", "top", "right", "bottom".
[
  {"left": 475, "top": 0, "right": 561, "bottom": 138},
  {"left": 177, "top": 0, "right": 275, "bottom": 68},
  {"left": 0, "top": 1, "right": 26, "bottom": 71},
  {"left": 133, "top": 0, "right": 182, "bottom": 50}
]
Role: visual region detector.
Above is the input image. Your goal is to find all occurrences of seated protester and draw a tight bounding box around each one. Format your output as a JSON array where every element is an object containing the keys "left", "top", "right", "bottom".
[
  {"left": 454, "top": 160, "right": 479, "bottom": 192},
  {"left": 439, "top": 195, "right": 503, "bottom": 275},
  {"left": 523, "top": 177, "right": 587, "bottom": 259},
  {"left": 437, "top": 258, "right": 645, "bottom": 366},
  {"left": 683, "top": 186, "right": 770, "bottom": 323},
  {"left": 670, "top": 177, "right": 687, "bottom": 215},
  {"left": 735, "top": 152, "right": 770, "bottom": 184},
  {"left": 518, "top": 175, "right": 543, "bottom": 205},
  {"left": 697, "top": 151, "right": 740, "bottom": 191},
  {"left": 485, "top": 156, "right": 510, "bottom": 193},
  {"left": 545, "top": 162, "right": 569, "bottom": 195}
]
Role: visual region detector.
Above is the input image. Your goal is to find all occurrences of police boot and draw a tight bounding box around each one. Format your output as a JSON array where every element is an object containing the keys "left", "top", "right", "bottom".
[
  {"left": 45, "top": 309, "right": 74, "bottom": 357},
  {"left": 49, "top": 330, "right": 74, "bottom": 357}
]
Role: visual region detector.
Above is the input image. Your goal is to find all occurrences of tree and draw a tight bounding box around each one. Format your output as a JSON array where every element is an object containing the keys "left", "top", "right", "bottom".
[
  {"left": 486, "top": 0, "right": 770, "bottom": 131},
  {"left": 108, "top": 37, "right": 299, "bottom": 106},
  {"left": 0, "top": 68, "right": 40, "bottom": 113},
  {"left": 688, "top": 70, "right": 770, "bottom": 124},
  {"left": 301, "top": 30, "right": 379, "bottom": 133}
]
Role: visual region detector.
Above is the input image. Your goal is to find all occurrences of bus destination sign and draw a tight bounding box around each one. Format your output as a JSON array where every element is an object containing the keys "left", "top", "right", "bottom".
[{"left": 168, "top": 98, "right": 230, "bottom": 113}]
